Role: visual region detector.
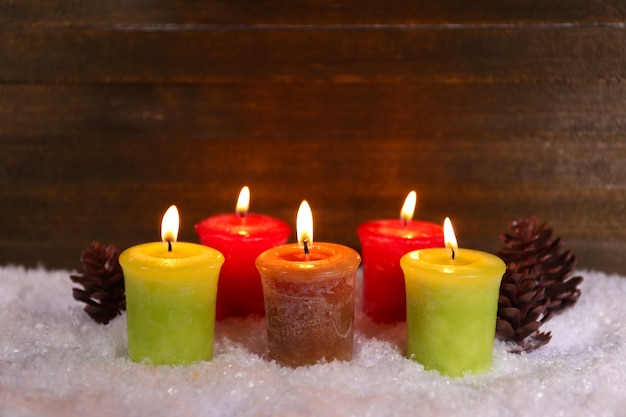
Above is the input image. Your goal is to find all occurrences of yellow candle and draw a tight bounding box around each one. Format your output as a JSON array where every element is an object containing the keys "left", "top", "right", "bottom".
[
  {"left": 119, "top": 205, "right": 224, "bottom": 365},
  {"left": 400, "top": 217, "right": 505, "bottom": 377}
]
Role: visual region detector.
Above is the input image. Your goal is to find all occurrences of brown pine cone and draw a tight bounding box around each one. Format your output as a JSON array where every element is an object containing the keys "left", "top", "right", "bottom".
[
  {"left": 496, "top": 217, "right": 583, "bottom": 353},
  {"left": 70, "top": 241, "right": 125, "bottom": 324},
  {"left": 496, "top": 262, "right": 553, "bottom": 353}
]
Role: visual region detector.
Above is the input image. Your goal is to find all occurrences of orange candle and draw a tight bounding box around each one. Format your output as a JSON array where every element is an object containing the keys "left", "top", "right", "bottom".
[{"left": 255, "top": 201, "right": 361, "bottom": 367}]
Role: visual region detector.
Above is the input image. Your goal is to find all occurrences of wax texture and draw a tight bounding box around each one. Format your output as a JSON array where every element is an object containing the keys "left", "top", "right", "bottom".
[
  {"left": 195, "top": 213, "right": 290, "bottom": 320},
  {"left": 256, "top": 243, "right": 361, "bottom": 367},
  {"left": 401, "top": 248, "right": 505, "bottom": 376},
  {"left": 358, "top": 220, "right": 444, "bottom": 323},
  {"left": 119, "top": 242, "right": 224, "bottom": 365}
]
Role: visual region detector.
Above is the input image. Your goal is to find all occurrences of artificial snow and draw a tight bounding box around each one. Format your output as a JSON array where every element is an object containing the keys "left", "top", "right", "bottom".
[{"left": 1, "top": 265, "right": 625, "bottom": 417}]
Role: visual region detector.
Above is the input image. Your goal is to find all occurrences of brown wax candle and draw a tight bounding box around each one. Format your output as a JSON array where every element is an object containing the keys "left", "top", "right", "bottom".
[{"left": 256, "top": 243, "right": 361, "bottom": 367}]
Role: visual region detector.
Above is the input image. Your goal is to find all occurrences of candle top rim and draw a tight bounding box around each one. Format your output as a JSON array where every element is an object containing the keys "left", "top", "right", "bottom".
[
  {"left": 401, "top": 247, "right": 505, "bottom": 278},
  {"left": 357, "top": 219, "right": 443, "bottom": 240},
  {"left": 195, "top": 213, "right": 291, "bottom": 240},
  {"left": 120, "top": 241, "right": 224, "bottom": 271},
  {"left": 256, "top": 242, "right": 361, "bottom": 277}
]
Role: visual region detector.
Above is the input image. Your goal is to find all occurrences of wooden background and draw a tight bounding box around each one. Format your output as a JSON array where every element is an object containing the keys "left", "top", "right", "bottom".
[{"left": 2, "top": 1, "right": 626, "bottom": 273}]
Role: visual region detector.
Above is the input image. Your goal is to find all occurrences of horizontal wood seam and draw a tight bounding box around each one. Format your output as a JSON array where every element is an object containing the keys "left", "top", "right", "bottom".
[{"left": 3, "top": 22, "right": 626, "bottom": 31}]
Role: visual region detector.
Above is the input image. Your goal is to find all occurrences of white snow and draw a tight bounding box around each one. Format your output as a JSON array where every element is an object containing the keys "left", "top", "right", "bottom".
[{"left": 1, "top": 265, "right": 625, "bottom": 417}]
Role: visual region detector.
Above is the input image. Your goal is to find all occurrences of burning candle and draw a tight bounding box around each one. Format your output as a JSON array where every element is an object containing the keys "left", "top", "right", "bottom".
[
  {"left": 195, "top": 186, "right": 291, "bottom": 320},
  {"left": 400, "top": 217, "right": 505, "bottom": 377},
  {"left": 357, "top": 191, "right": 444, "bottom": 322},
  {"left": 119, "top": 205, "right": 224, "bottom": 365},
  {"left": 255, "top": 201, "right": 361, "bottom": 367}
]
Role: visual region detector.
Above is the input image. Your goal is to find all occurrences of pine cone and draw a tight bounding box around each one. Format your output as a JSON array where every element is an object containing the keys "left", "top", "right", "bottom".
[
  {"left": 496, "top": 262, "right": 553, "bottom": 353},
  {"left": 70, "top": 241, "right": 125, "bottom": 324},
  {"left": 496, "top": 217, "right": 583, "bottom": 353}
]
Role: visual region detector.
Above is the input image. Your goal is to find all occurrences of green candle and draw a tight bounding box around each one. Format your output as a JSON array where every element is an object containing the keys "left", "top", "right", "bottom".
[
  {"left": 400, "top": 217, "right": 505, "bottom": 377},
  {"left": 119, "top": 205, "right": 224, "bottom": 365}
]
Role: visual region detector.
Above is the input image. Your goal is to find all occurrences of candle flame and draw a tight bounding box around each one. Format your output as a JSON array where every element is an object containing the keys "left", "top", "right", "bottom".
[
  {"left": 297, "top": 200, "right": 313, "bottom": 250},
  {"left": 161, "top": 205, "right": 179, "bottom": 245},
  {"left": 236, "top": 186, "right": 250, "bottom": 215},
  {"left": 400, "top": 191, "right": 417, "bottom": 223},
  {"left": 443, "top": 217, "right": 458, "bottom": 260}
]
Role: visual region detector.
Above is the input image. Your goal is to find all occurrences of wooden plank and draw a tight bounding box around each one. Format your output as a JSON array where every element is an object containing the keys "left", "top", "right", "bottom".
[
  {"left": 1, "top": 182, "right": 624, "bottom": 271},
  {"left": 1, "top": 0, "right": 625, "bottom": 25},
  {"left": 3, "top": 130, "right": 626, "bottom": 235},
  {"left": 3, "top": 80, "right": 626, "bottom": 253},
  {"left": 2, "top": 26, "right": 626, "bottom": 84},
  {"left": 4, "top": 133, "right": 626, "bottom": 196},
  {"left": 4, "top": 102, "right": 625, "bottom": 271},
  {"left": 2, "top": 81, "right": 626, "bottom": 140}
]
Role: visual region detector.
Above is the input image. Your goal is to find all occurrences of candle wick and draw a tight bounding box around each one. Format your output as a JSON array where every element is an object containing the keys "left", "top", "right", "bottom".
[
  {"left": 303, "top": 239, "right": 309, "bottom": 256},
  {"left": 167, "top": 240, "right": 172, "bottom": 252},
  {"left": 238, "top": 211, "right": 246, "bottom": 218},
  {"left": 451, "top": 247, "right": 455, "bottom": 260}
]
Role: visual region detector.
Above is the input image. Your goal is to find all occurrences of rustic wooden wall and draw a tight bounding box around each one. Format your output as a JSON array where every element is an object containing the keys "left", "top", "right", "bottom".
[{"left": 2, "top": 1, "right": 626, "bottom": 273}]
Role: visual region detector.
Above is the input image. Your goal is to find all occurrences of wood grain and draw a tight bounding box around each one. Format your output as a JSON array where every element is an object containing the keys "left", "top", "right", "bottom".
[
  {"left": 2, "top": 0, "right": 625, "bottom": 25},
  {"left": 2, "top": 27, "right": 626, "bottom": 84},
  {"left": 2, "top": 1, "right": 626, "bottom": 274}
]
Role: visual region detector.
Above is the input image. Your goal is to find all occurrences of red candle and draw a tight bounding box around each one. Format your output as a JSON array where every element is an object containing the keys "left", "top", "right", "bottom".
[
  {"left": 256, "top": 201, "right": 361, "bottom": 367},
  {"left": 195, "top": 186, "right": 291, "bottom": 320},
  {"left": 357, "top": 191, "right": 444, "bottom": 323}
]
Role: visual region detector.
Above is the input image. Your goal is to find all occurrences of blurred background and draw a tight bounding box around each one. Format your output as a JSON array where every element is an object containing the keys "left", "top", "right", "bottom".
[{"left": 2, "top": 1, "right": 626, "bottom": 272}]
